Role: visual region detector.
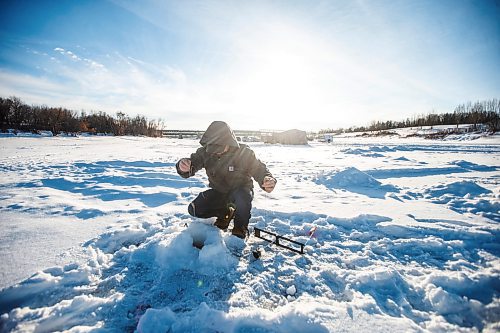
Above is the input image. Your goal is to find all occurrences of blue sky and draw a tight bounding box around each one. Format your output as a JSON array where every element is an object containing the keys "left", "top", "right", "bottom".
[{"left": 1, "top": 0, "right": 499, "bottom": 130}]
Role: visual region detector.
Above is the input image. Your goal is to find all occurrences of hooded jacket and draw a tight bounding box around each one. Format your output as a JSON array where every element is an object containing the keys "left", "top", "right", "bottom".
[{"left": 176, "top": 121, "right": 275, "bottom": 193}]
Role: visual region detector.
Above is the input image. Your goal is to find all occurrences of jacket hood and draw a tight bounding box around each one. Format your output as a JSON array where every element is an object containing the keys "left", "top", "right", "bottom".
[{"left": 200, "top": 121, "right": 239, "bottom": 148}]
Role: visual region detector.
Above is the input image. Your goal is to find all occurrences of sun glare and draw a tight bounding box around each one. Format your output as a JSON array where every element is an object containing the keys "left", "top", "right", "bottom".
[{"left": 229, "top": 26, "right": 328, "bottom": 129}]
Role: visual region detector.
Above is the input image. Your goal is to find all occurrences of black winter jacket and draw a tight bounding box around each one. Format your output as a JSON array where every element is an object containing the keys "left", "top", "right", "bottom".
[
  {"left": 176, "top": 121, "right": 275, "bottom": 193},
  {"left": 176, "top": 144, "right": 273, "bottom": 193}
]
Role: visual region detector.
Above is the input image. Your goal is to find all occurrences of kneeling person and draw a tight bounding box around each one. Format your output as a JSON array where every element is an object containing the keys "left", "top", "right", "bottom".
[{"left": 176, "top": 121, "right": 276, "bottom": 239}]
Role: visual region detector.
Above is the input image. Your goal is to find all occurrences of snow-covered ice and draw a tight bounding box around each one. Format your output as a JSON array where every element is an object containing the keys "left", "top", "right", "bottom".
[{"left": 0, "top": 135, "right": 499, "bottom": 332}]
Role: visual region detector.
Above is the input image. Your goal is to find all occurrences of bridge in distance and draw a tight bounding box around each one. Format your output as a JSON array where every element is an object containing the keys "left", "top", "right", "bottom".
[{"left": 162, "top": 129, "right": 275, "bottom": 139}]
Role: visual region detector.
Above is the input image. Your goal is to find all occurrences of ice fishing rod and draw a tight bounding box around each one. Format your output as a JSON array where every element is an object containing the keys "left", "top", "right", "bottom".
[
  {"left": 258, "top": 219, "right": 319, "bottom": 249},
  {"left": 248, "top": 224, "right": 319, "bottom": 259},
  {"left": 253, "top": 227, "right": 305, "bottom": 254}
]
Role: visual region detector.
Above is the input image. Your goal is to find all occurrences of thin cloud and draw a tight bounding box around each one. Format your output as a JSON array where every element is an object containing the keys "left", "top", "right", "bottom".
[
  {"left": 3, "top": 50, "right": 198, "bottom": 122},
  {"left": 53, "top": 47, "right": 105, "bottom": 69}
]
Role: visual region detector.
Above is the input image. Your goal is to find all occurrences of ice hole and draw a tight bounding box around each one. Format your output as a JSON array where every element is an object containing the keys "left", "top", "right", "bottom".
[{"left": 189, "top": 226, "right": 208, "bottom": 250}]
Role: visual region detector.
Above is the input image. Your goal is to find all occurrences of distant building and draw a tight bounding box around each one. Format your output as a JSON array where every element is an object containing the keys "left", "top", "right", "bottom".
[{"left": 263, "top": 129, "right": 308, "bottom": 145}]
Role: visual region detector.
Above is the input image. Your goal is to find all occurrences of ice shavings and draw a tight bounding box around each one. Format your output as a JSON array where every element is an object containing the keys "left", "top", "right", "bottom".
[{"left": 2, "top": 209, "right": 499, "bottom": 332}]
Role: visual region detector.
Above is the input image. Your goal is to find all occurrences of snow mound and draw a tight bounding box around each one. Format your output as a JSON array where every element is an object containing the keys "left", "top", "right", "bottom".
[
  {"left": 317, "top": 167, "right": 383, "bottom": 188},
  {"left": 315, "top": 167, "right": 399, "bottom": 198},
  {"left": 452, "top": 160, "right": 498, "bottom": 172},
  {"left": 425, "top": 181, "right": 492, "bottom": 198},
  {"left": 137, "top": 301, "right": 332, "bottom": 333},
  {"left": 0, "top": 217, "right": 242, "bottom": 331},
  {"left": 423, "top": 181, "right": 498, "bottom": 221},
  {"left": 341, "top": 146, "right": 393, "bottom": 157}
]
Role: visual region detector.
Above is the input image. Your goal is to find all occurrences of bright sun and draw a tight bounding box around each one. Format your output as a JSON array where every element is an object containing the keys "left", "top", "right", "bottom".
[
  {"left": 226, "top": 25, "right": 330, "bottom": 129},
  {"left": 201, "top": 21, "right": 369, "bottom": 130}
]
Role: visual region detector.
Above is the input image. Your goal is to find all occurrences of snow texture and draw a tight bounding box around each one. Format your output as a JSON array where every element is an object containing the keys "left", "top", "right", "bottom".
[{"left": 0, "top": 135, "right": 499, "bottom": 332}]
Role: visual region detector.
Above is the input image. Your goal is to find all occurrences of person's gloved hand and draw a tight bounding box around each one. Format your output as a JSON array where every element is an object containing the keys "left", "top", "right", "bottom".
[
  {"left": 178, "top": 158, "right": 192, "bottom": 173},
  {"left": 262, "top": 176, "right": 276, "bottom": 193}
]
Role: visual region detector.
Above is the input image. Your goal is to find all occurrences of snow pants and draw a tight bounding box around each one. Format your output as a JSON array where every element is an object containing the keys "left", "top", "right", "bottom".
[{"left": 188, "top": 187, "right": 253, "bottom": 229}]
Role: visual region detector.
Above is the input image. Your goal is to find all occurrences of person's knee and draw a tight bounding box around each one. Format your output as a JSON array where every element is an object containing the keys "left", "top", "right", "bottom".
[
  {"left": 188, "top": 202, "right": 196, "bottom": 216},
  {"left": 233, "top": 189, "right": 252, "bottom": 210},
  {"left": 232, "top": 188, "right": 252, "bottom": 201}
]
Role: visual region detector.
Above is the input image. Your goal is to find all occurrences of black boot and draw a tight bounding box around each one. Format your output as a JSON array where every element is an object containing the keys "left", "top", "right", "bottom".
[
  {"left": 214, "top": 204, "right": 235, "bottom": 230},
  {"left": 231, "top": 225, "right": 248, "bottom": 239}
]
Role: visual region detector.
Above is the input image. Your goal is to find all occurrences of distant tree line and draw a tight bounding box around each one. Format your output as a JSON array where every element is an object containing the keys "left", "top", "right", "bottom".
[
  {"left": 0, "top": 96, "right": 164, "bottom": 136},
  {"left": 319, "top": 99, "right": 500, "bottom": 134}
]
